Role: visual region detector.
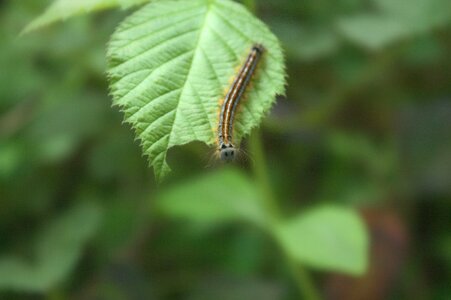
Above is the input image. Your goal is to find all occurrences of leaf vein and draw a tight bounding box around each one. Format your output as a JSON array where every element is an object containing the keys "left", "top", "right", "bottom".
[
  {"left": 111, "top": 27, "right": 198, "bottom": 71},
  {"left": 117, "top": 49, "right": 193, "bottom": 103},
  {"left": 168, "top": 2, "right": 213, "bottom": 146},
  {"left": 113, "top": 12, "right": 204, "bottom": 53},
  {"left": 118, "top": 2, "right": 204, "bottom": 35}
]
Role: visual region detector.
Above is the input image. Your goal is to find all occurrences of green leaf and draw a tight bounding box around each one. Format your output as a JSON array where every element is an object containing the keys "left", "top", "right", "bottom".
[
  {"left": 327, "top": 131, "right": 396, "bottom": 178},
  {"left": 0, "top": 203, "right": 101, "bottom": 292},
  {"left": 270, "top": 20, "right": 339, "bottom": 61},
  {"left": 337, "top": 15, "right": 409, "bottom": 50},
  {"left": 375, "top": 0, "right": 451, "bottom": 27},
  {"left": 156, "top": 168, "right": 267, "bottom": 228},
  {"left": 23, "top": 0, "right": 150, "bottom": 34},
  {"left": 337, "top": 0, "right": 451, "bottom": 50},
  {"left": 107, "top": 0, "right": 286, "bottom": 181},
  {"left": 276, "top": 206, "right": 368, "bottom": 275}
]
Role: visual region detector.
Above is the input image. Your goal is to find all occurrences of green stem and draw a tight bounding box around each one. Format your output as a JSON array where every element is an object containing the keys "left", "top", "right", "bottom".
[
  {"left": 243, "top": 0, "right": 320, "bottom": 298},
  {"left": 285, "top": 250, "right": 322, "bottom": 300},
  {"left": 249, "top": 130, "right": 321, "bottom": 300},
  {"left": 248, "top": 129, "right": 280, "bottom": 222}
]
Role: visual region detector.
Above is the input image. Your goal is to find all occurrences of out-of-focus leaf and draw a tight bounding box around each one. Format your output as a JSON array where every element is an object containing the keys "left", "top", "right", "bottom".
[
  {"left": 0, "top": 203, "right": 102, "bottom": 292},
  {"left": 156, "top": 168, "right": 267, "bottom": 228},
  {"left": 327, "top": 131, "right": 396, "bottom": 178},
  {"left": 374, "top": 0, "right": 451, "bottom": 28},
  {"left": 95, "top": 197, "right": 147, "bottom": 256},
  {"left": 337, "top": 0, "right": 451, "bottom": 50},
  {"left": 403, "top": 36, "right": 444, "bottom": 66},
  {"left": 23, "top": 0, "right": 151, "bottom": 34},
  {"left": 337, "top": 15, "right": 408, "bottom": 50},
  {"left": 26, "top": 94, "right": 107, "bottom": 164},
  {"left": 0, "top": 142, "right": 22, "bottom": 180},
  {"left": 398, "top": 101, "right": 451, "bottom": 194},
  {"left": 270, "top": 20, "right": 339, "bottom": 61},
  {"left": 276, "top": 206, "right": 368, "bottom": 275},
  {"left": 107, "top": 0, "right": 286, "bottom": 181},
  {"left": 188, "top": 275, "right": 283, "bottom": 300}
]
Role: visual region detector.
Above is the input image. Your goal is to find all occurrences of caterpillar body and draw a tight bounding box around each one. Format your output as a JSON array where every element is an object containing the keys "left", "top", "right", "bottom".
[{"left": 217, "top": 44, "right": 265, "bottom": 162}]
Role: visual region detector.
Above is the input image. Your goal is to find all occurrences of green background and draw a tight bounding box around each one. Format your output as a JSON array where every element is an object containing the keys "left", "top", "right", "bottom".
[{"left": 1, "top": 0, "right": 450, "bottom": 299}]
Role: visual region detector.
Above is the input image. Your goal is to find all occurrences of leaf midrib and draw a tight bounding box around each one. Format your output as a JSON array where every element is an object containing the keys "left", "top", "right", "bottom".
[{"left": 156, "top": 1, "right": 213, "bottom": 174}]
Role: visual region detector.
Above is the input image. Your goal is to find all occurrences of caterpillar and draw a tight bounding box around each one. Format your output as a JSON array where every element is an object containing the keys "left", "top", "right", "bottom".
[{"left": 217, "top": 44, "right": 265, "bottom": 162}]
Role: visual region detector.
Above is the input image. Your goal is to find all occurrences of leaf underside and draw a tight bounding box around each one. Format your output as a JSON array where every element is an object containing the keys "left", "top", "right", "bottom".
[{"left": 107, "top": 0, "right": 285, "bottom": 181}]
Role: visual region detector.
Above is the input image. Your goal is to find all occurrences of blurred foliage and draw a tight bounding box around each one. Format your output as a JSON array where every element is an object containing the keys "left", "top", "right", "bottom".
[
  {"left": 156, "top": 168, "right": 268, "bottom": 228},
  {"left": 1, "top": 0, "right": 450, "bottom": 299},
  {"left": 23, "top": 0, "right": 149, "bottom": 34},
  {"left": 0, "top": 203, "right": 101, "bottom": 292},
  {"left": 157, "top": 168, "right": 366, "bottom": 275},
  {"left": 276, "top": 206, "right": 367, "bottom": 275},
  {"left": 337, "top": 0, "right": 451, "bottom": 50}
]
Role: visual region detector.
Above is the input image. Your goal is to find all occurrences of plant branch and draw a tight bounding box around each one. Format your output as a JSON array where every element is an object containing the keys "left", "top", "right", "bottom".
[
  {"left": 243, "top": 0, "right": 320, "bottom": 298},
  {"left": 249, "top": 129, "right": 320, "bottom": 300}
]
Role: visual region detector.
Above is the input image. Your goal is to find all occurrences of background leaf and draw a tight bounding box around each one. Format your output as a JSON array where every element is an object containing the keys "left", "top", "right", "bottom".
[
  {"left": 337, "top": 15, "right": 409, "bottom": 50},
  {"left": 23, "top": 0, "right": 151, "bottom": 33},
  {"left": 276, "top": 206, "right": 368, "bottom": 275},
  {"left": 107, "top": 0, "right": 286, "bottom": 181},
  {"left": 156, "top": 168, "right": 267, "bottom": 228},
  {"left": 337, "top": 0, "right": 451, "bottom": 50},
  {"left": 270, "top": 20, "right": 340, "bottom": 62},
  {"left": 0, "top": 203, "right": 101, "bottom": 292}
]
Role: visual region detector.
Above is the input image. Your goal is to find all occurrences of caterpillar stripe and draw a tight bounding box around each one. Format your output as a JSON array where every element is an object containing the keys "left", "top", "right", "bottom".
[{"left": 217, "top": 44, "right": 264, "bottom": 162}]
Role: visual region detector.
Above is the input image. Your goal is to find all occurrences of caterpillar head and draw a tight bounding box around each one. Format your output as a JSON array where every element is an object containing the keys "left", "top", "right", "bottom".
[{"left": 219, "top": 143, "right": 236, "bottom": 162}]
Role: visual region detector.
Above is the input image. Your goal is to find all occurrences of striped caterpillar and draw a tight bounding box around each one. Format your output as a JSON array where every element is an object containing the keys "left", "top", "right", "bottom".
[{"left": 217, "top": 44, "right": 264, "bottom": 162}]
